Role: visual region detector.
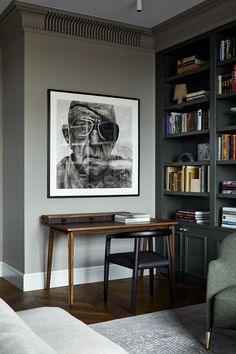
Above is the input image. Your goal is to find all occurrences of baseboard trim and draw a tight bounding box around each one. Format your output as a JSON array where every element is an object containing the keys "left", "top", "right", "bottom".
[
  {"left": 2, "top": 263, "right": 24, "bottom": 290},
  {"left": 2, "top": 263, "right": 147, "bottom": 291}
]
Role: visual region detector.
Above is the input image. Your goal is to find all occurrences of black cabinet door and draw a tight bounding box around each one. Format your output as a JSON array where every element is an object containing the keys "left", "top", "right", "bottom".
[{"left": 183, "top": 226, "right": 211, "bottom": 279}]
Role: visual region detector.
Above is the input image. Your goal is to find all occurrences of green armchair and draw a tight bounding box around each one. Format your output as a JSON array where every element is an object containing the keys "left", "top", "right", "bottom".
[{"left": 205, "top": 233, "right": 236, "bottom": 349}]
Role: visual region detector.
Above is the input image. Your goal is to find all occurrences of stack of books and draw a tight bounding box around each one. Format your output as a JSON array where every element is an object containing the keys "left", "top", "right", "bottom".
[
  {"left": 221, "top": 181, "right": 236, "bottom": 194},
  {"left": 222, "top": 207, "right": 236, "bottom": 228},
  {"left": 114, "top": 212, "right": 151, "bottom": 224},
  {"left": 175, "top": 209, "right": 210, "bottom": 224},
  {"left": 185, "top": 90, "right": 210, "bottom": 101},
  {"left": 177, "top": 55, "right": 208, "bottom": 75}
]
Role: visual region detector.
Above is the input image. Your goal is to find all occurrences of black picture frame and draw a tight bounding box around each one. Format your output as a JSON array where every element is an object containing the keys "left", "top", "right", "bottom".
[{"left": 48, "top": 89, "right": 140, "bottom": 197}]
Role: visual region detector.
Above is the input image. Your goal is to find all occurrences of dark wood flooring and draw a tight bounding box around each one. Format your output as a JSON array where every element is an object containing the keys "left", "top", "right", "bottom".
[{"left": 0, "top": 275, "right": 206, "bottom": 325}]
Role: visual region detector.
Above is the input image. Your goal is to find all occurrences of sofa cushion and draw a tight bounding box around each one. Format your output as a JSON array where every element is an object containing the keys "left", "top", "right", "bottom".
[
  {"left": 18, "top": 306, "right": 128, "bottom": 354},
  {"left": 0, "top": 298, "right": 56, "bottom": 354}
]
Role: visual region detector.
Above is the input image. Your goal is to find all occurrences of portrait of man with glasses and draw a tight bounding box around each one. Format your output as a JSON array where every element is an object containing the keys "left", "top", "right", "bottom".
[{"left": 57, "top": 101, "right": 132, "bottom": 189}]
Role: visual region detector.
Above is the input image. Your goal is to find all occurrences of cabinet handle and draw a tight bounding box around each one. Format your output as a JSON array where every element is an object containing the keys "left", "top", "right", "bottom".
[
  {"left": 179, "top": 227, "right": 183, "bottom": 231},
  {"left": 183, "top": 228, "right": 189, "bottom": 232}
]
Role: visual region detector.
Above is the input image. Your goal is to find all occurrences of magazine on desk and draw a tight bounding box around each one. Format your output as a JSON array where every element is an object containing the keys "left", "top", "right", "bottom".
[{"left": 114, "top": 212, "right": 151, "bottom": 223}]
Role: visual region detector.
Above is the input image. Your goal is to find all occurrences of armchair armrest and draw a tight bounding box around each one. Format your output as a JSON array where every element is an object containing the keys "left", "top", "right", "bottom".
[{"left": 206, "top": 259, "right": 236, "bottom": 301}]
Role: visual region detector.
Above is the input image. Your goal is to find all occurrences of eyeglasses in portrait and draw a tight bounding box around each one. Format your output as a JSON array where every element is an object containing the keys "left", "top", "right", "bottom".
[{"left": 48, "top": 90, "right": 140, "bottom": 197}]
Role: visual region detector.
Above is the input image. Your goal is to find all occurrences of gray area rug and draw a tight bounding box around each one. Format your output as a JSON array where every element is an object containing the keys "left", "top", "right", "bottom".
[{"left": 90, "top": 303, "right": 236, "bottom": 353}]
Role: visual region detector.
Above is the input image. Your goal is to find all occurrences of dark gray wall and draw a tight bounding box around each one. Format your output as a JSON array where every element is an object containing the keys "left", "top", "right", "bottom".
[
  {"left": 0, "top": 48, "right": 2, "bottom": 263},
  {"left": 23, "top": 32, "right": 155, "bottom": 274},
  {"left": 3, "top": 33, "right": 25, "bottom": 272}
]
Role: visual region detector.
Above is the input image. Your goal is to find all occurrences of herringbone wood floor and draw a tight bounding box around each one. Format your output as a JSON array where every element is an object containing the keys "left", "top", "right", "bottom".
[{"left": 0, "top": 275, "right": 205, "bottom": 324}]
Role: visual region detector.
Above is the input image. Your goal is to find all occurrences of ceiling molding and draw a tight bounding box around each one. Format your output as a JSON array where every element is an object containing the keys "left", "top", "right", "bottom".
[
  {"left": 0, "top": 1, "right": 153, "bottom": 49},
  {"left": 152, "top": 0, "right": 236, "bottom": 51}
]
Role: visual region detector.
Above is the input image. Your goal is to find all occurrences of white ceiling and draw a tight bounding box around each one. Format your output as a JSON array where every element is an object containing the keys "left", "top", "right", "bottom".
[{"left": 0, "top": 0, "right": 207, "bottom": 28}]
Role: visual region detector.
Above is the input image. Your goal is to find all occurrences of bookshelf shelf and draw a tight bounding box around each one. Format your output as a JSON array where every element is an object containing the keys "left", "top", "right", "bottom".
[
  {"left": 164, "top": 161, "right": 209, "bottom": 167},
  {"left": 164, "top": 97, "right": 209, "bottom": 111},
  {"left": 216, "top": 160, "right": 236, "bottom": 165},
  {"left": 216, "top": 57, "right": 236, "bottom": 67},
  {"left": 217, "top": 125, "right": 236, "bottom": 133},
  {"left": 164, "top": 129, "right": 209, "bottom": 139},
  {"left": 164, "top": 66, "right": 209, "bottom": 83},
  {"left": 216, "top": 193, "right": 236, "bottom": 199},
  {"left": 216, "top": 92, "right": 236, "bottom": 100},
  {"left": 164, "top": 191, "right": 209, "bottom": 197}
]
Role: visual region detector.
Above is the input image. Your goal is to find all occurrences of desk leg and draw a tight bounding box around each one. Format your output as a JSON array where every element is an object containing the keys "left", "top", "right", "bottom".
[
  {"left": 46, "top": 229, "right": 55, "bottom": 290},
  {"left": 68, "top": 232, "right": 74, "bottom": 305},
  {"left": 170, "top": 225, "right": 175, "bottom": 277}
]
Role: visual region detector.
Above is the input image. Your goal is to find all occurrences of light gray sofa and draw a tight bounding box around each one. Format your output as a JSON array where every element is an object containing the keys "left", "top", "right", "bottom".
[{"left": 0, "top": 298, "right": 127, "bottom": 354}]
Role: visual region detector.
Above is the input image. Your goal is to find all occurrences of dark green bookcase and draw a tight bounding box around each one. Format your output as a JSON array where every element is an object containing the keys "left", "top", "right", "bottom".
[{"left": 156, "top": 21, "right": 236, "bottom": 285}]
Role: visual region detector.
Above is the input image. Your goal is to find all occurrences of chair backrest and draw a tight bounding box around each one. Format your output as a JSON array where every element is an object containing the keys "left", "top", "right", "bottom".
[{"left": 218, "top": 233, "right": 236, "bottom": 266}]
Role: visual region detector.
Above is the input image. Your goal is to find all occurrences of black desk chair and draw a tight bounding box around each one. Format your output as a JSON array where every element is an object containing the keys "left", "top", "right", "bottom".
[{"left": 104, "top": 229, "right": 174, "bottom": 314}]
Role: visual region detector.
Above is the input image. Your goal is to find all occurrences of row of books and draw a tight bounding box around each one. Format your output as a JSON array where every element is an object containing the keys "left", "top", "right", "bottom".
[
  {"left": 222, "top": 207, "right": 236, "bottom": 228},
  {"left": 221, "top": 181, "right": 236, "bottom": 194},
  {"left": 176, "top": 55, "right": 208, "bottom": 75},
  {"left": 164, "top": 109, "right": 210, "bottom": 135},
  {"left": 218, "top": 36, "right": 236, "bottom": 61},
  {"left": 218, "top": 134, "right": 236, "bottom": 160},
  {"left": 217, "top": 66, "right": 236, "bottom": 94},
  {"left": 114, "top": 212, "right": 150, "bottom": 224},
  {"left": 176, "top": 209, "right": 210, "bottom": 224},
  {"left": 165, "top": 165, "right": 210, "bottom": 193}
]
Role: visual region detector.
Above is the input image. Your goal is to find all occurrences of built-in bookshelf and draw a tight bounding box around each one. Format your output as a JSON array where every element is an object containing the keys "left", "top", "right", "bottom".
[{"left": 156, "top": 21, "right": 236, "bottom": 282}]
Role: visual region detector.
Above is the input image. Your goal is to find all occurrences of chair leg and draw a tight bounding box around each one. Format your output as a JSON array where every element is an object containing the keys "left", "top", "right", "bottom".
[
  {"left": 205, "top": 331, "right": 211, "bottom": 350},
  {"left": 104, "top": 259, "right": 109, "bottom": 302},
  {"left": 131, "top": 238, "right": 141, "bottom": 314},
  {"left": 149, "top": 268, "right": 154, "bottom": 296}
]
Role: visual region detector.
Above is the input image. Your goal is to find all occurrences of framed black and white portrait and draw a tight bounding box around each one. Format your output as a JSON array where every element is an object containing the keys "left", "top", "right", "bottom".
[{"left": 48, "top": 89, "right": 140, "bottom": 197}]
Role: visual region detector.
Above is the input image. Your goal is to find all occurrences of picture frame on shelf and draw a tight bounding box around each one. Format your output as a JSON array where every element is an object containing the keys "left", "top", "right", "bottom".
[
  {"left": 198, "top": 143, "right": 210, "bottom": 161},
  {"left": 48, "top": 89, "right": 140, "bottom": 198}
]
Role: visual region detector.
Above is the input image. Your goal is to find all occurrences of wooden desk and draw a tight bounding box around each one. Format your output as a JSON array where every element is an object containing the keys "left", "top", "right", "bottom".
[{"left": 41, "top": 212, "right": 178, "bottom": 305}]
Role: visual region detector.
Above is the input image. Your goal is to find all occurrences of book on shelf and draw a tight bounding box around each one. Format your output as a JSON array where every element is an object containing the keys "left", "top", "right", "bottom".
[
  {"left": 176, "top": 209, "right": 210, "bottom": 224},
  {"left": 186, "top": 90, "right": 210, "bottom": 99},
  {"left": 114, "top": 212, "right": 150, "bottom": 223},
  {"left": 177, "top": 63, "right": 206, "bottom": 75},
  {"left": 221, "top": 181, "right": 236, "bottom": 194},
  {"left": 176, "top": 209, "right": 210, "bottom": 215},
  {"left": 177, "top": 58, "right": 208, "bottom": 68},
  {"left": 177, "top": 55, "right": 199, "bottom": 65}
]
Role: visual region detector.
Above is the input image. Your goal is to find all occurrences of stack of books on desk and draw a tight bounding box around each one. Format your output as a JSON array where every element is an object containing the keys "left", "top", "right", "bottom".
[
  {"left": 175, "top": 209, "right": 210, "bottom": 224},
  {"left": 114, "top": 212, "right": 151, "bottom": 223}
]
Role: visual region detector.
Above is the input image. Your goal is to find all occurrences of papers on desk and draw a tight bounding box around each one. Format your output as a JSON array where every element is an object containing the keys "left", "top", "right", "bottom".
[{"left": 114, "top": 212, "right": 151, "bottom": 223}]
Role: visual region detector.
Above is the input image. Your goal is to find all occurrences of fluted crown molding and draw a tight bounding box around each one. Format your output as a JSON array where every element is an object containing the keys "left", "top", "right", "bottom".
[
  {"left": 0, "top": 1, "right": 153, "bottom": 49},
  {"left": 152, "top": 0, "right": 236, "bottom": 51}
]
